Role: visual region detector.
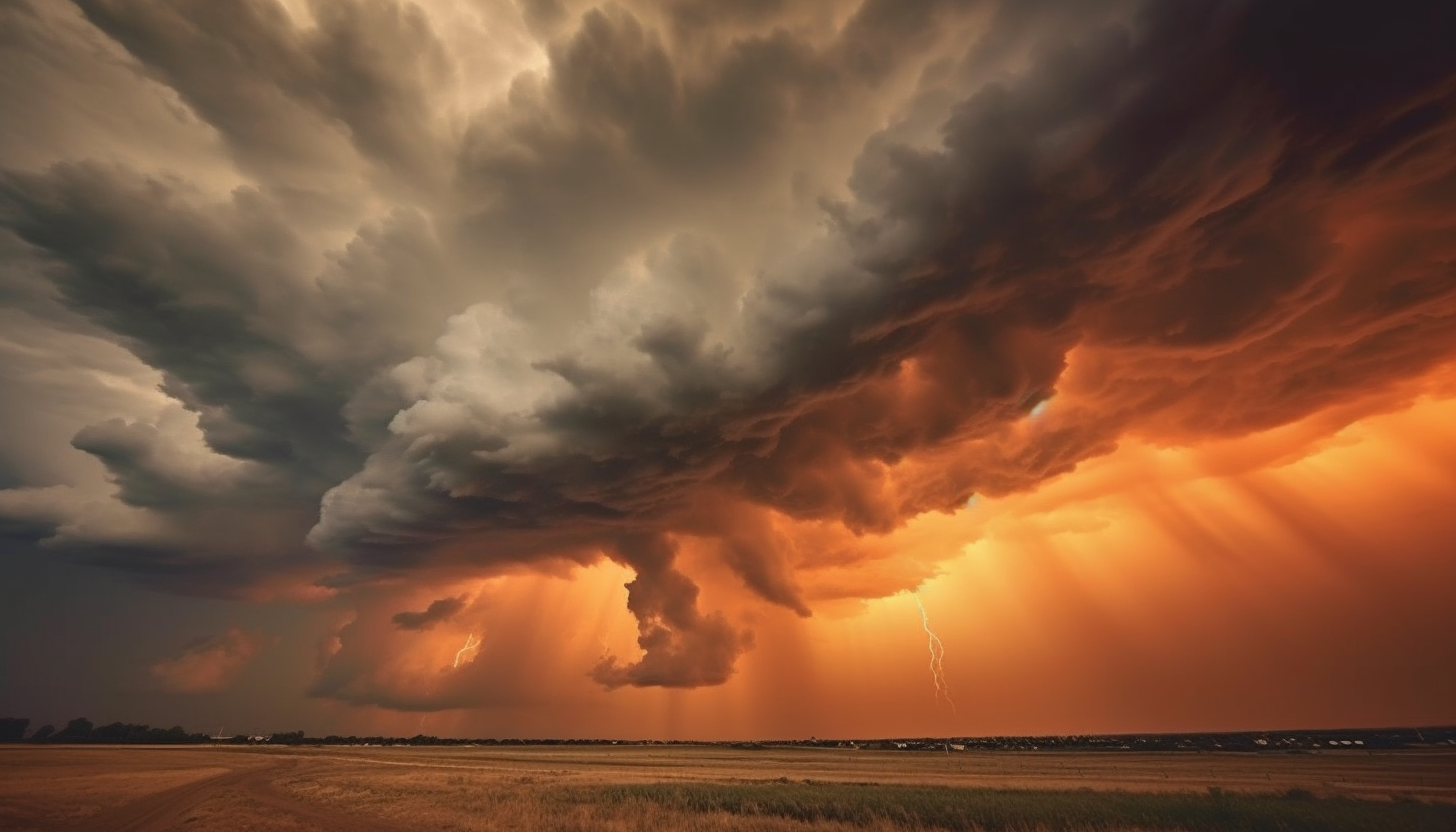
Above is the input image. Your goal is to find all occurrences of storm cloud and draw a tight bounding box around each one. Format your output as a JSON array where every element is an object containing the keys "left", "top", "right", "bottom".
[
  {"left": 2, "top": 0, "right": 1454, "bottom": 698},
  {"left": 149, "top": 627, "right": 263, "bottom": 694},
  {"left": 392, "top": 595, "right": 467, "bottom": 630}
]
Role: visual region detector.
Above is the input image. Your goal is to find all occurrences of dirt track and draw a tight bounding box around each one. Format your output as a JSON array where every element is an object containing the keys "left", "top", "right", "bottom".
[{"left": 35, "top": 757, "right": 408, "bottom": 832}]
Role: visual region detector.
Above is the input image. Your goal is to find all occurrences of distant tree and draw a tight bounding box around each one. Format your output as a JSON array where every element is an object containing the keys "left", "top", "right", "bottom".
[
  {"left": 54, "top": 718, "right": 94, "bottom": 742},
  {"left": 0, "top": 718, "right": 28, "bottom": 741},
  {"left": 90, "top": 722, "right": 131, "bottom": 743},
  {"left": 7, "top": 718, "right": 207, "bottom": 745},
  {"left": 273, "top": 731, "right": 305, "bottom": 745}
]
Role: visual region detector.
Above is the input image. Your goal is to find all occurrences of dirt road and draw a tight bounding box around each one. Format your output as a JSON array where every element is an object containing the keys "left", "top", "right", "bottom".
[{"left": 62, "top": 758, "right": 408, "bottom": 832}]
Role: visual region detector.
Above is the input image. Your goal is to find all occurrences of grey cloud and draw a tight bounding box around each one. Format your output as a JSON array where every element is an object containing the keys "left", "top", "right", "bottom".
[
  {"left": 0, "top": 1, "right": 226, "bottom": 180},
  {"left": 0, "top": 486, "right": 75, "bottom": 543},
  {"left": 72, "top": 0, "right": 455, "bottom": 204},
  {"left": 71, "top": 419, "right": 220, "bottom": 510},
  {"left": 517, "top": 0, "right": 569, "bottom": 40},
  {"left": 0, "top": 164, "right": 361, "bottom": 483},
  {"left": 449, "top": 0, "right": 934, "bottom": 329}
]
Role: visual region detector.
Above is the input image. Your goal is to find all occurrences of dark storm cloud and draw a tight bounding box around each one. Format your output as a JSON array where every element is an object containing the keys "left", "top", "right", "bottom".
[
  {"left": 71, "top": 0, "right": 455, "bottom": 200},
  {"left": 0, "top": 164, "right": 360, "bottom": 481},
  {"left": 71, "top": 419, "right": 225, "bottom": 510},
  {"left": 392, "top": 595, "right": 466, "bottom": 630},
  {"left": 444, "top": 1, "right": 869, "bottom": 326},
  {"left": 591, "top": 533, "right": 752, "bottom": 689},
  {"left": 2, "top": 0, "right": 1454, "bottom": 694}
]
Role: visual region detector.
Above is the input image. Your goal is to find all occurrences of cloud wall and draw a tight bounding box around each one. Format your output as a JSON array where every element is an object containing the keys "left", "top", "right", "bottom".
[{"left": 1, "top": 0, "right": 1453, "bottom": 706}]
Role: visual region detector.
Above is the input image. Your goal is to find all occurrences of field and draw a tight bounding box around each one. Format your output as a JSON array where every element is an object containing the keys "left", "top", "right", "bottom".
[{"left": 2, "top": 745, "right": 1454, "bottom": 831}]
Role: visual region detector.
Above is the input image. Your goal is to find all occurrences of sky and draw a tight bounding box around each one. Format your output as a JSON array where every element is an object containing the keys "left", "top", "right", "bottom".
[{"left": 1, "top": 0, "right": 1454, "bottom": 741}]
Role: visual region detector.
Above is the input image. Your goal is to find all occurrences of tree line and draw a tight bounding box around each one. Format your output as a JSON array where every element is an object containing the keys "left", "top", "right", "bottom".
[{"left": 0, "top": 717, "right": 210, "bottom": 744}]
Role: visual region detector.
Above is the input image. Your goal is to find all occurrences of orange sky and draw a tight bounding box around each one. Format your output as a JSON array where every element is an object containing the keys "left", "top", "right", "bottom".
[{"left": 307, "top": 364, "right": 1456, "bottom": 740}]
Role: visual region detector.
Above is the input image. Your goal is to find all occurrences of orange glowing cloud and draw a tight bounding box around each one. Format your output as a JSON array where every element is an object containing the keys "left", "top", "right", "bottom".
[{"left": 149, "top": 628, "right": 263, "bottom": 695}]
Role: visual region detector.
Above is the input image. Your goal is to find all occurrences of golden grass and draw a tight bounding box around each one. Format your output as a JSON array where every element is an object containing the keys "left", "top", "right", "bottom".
[
  {"left": 270, "top": 747, "right": 1456, "bottom": 832},
  {"left": 0, "top": 747, "right": 234, "bottom": 830},
  {"left": 3, "top": 745, "right": 1453, "bottom": 831}
]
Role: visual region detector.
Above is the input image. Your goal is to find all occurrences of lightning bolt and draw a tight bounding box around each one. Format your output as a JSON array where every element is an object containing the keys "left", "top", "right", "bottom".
[
  {"left": 914, "top": 594, "right": 955, "bottom": 713},
  {"left": 452, "top": 633, "right": 481, "bottom": 669}
]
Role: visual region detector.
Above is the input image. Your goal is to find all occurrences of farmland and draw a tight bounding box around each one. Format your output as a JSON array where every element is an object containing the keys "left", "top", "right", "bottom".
[{"left": 2, "top": 744, "right": 1453, "bottom": 831}]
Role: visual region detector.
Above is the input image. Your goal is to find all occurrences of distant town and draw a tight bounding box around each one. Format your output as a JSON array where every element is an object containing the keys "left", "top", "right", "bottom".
[{"left": 3, "top": 717, "right": 1453, "bottom": 752}]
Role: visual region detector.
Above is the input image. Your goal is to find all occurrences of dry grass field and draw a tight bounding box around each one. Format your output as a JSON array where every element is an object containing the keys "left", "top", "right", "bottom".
[{"left": 2, "top": 744, "right": 1454, "bottom": 831}]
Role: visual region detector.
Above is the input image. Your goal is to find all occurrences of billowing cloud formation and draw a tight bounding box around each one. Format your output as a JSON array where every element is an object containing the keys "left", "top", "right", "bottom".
[
  {"left": 149, "top": 627, "right": 262, "bottom": 694},
  {"left": 2, "top": 0, "right": 1454, "bottom": 700},
  {"left": 591, "top": 533, "right": 753, "bottom": 689},
  {"left": 392, "top": 595, "right": 466, "bottom": 630}
]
